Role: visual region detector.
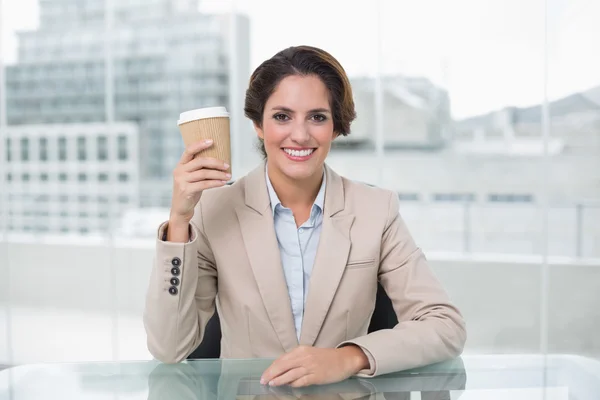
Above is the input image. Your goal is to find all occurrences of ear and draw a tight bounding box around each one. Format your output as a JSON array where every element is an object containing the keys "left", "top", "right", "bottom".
[{"left": 254, "top": 122, "right": 265, "bottom": 140}]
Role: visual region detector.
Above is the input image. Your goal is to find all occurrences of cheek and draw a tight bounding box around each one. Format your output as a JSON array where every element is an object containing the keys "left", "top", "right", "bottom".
[
  {"left": 312, "top": 124, "right": 335, "bottom": 144},
  {"left": 261, "top": 122, "right": 288, "bottom": 145}
]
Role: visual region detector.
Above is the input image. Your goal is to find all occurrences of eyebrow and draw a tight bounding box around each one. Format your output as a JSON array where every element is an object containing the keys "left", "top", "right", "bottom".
[{"left": 271, "top": 106, "right": 331, "bottom": 114}]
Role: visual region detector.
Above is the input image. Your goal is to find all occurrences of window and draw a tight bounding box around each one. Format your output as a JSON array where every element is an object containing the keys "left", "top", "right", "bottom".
[
  {"left": 40, "top": 173, "right": 49, "bottom": 182},
  {"left": 39, "top": 137, "right": 48, "bottom": 161},
  {"left": 78, "top": 212, "right": 89, "bottom": 218},
  {"left": 78, "top": 173, "right": 87, "bottom": 182},
  {"left": 22, "top": 173, "right": 31, "bottom": 182},
  {"left": 97, "top": 136, "right": 108, "bottom": 161},
  {"left": 98, "top": 173, "right": 109, "bottom": 182},
  {"left": 6, "top": 173, "right": 12, "bottom": 182},
  {"left": 60, "top": 226, "right": 69, "bottom": 233},
  {"left": 59, "top": 211, "right": 69, "bottom": 217},
  {"left": 432, "top": 193, "right": 476, "bottom": 203},
  {"left": 59, "top": 173, "right": 68, "bottom": 181},
  {"left": 117, "top": 135, "right": 128, "bottom": 160},
  {"left": 77, "top": 136, "right": 87, "bottom": 161},
  {"left": 59, "top": 195, "right": 69, "bottom": 202},
  {"left": 397, "top": 192, "right": 421, "bottom": 202},
  {"left": 5, "top": 138, "right": 11, "bottom": 162},
  {"left": 78, "top": 195, "right": 89, "bottom": 203},
  {"left": 118, "top": 173, "right": 129, "bottom": 182},
  {"left": 488, "top": 194, "right": 534, "bottom": 203},
  {"left": 20, "top": 138, "right": 30, "bottom": 161},
  {"left": 58, "top": 137, "right": 67, "bottom": 161},
  {"left": 118, "top": 195, "right": 129, "bottom": 203}
]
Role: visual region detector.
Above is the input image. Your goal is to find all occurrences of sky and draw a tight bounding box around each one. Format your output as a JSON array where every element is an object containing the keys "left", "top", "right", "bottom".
[{"left": 1, "top": 0, "right": 599, "bottom": 118}]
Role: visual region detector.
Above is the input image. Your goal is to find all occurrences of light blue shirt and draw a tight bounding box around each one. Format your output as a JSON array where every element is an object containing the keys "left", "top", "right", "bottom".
[{"left": 265, "top": 167, "right": 326, "bottom": 340}]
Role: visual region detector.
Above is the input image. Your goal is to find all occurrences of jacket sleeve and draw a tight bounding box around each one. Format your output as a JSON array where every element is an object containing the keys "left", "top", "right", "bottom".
[
  {"left": 143, "top": 200, "right": 218, "bottom": 363},
  {"left": 339, "top": 191, "right": 467, "bottom": 377}
]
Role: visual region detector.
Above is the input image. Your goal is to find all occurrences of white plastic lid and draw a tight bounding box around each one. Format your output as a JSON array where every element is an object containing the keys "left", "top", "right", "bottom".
[{"left": 178, "top": 106, "right": 229, "bottom": 125}]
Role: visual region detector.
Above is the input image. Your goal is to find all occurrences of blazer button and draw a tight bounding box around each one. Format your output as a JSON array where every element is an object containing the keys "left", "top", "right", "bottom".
[
  {"left": 171, "top": 257, "right": 182, "bottom": 267},
  {"left": 168, "top": 286, "right": 178, "bottom": 295},
  {"left": 170, "top": 277, "right": 180, "bottom": 286},
  {"left": 171, "top": 267, "right": 181, "bottom": 276}
]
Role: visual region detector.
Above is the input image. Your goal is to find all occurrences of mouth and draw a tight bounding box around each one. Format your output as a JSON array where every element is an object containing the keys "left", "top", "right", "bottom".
[{"left": 282, "top": 147, "right": 316, "bottom": 161}]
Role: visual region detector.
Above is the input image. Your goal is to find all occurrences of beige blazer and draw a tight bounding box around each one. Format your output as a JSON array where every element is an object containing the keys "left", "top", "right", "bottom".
[{"left": 143, "top": 163, "right": 466, "bottom": 377}]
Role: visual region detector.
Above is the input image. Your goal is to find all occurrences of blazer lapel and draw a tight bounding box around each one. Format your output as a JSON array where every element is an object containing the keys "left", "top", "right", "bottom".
[
  {"left": 235, "top": 163, "right": 299, "bottom": 352},
  {"left": 300, "top": 165, "right": 354, "bottom": 346}
]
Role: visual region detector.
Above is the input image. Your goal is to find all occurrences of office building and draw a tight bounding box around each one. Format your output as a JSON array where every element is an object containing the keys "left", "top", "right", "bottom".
[
  {"left": 3, "top": 123, "right": 139, "bottom": 235},
  {"left": 5, "top": 0, "right": 251, "bottom": 208},
  {"left": 342, "top": 76, "right": 452, "bottom": 149}
]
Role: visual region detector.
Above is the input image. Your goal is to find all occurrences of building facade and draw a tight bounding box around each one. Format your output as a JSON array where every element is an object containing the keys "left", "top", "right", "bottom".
[
  {"left": 3, "top": 123, "right": 139, "bottom": 235},
  {"left": 341, "top": 76, "right": 452, "bottom": 150},
  {"left": 5, "top": 0, "right": 250, "bottom": 208}
]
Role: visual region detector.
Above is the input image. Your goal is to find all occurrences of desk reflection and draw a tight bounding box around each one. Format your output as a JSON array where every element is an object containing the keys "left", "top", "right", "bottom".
[{"left": 148, "top": 359, "right": 466, "bottom": 400}]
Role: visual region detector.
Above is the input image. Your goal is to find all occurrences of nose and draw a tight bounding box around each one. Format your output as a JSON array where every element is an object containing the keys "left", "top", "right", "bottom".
[{"left": 289, "top": 121, "right": 311, "bottom": 144}]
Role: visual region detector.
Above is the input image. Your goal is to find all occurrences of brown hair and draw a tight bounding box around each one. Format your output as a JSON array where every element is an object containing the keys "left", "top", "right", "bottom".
[{"left": 244, "top": 45, "right": 356, "bottom": 158}]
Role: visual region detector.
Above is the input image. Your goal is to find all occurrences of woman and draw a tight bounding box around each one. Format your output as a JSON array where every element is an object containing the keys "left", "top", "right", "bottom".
[{"left": 144, "top": 45, "right": 466, "bottom": 388}]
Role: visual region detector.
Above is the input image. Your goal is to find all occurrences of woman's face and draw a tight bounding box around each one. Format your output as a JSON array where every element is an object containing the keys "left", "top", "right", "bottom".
[{"left": 256, "top": 74, "right": 336, "bottom": 183}]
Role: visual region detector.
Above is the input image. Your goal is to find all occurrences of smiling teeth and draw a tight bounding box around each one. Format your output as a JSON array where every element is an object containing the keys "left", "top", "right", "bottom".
[{"left": 284, "top": 148, "right": 314, "bottom": 157}]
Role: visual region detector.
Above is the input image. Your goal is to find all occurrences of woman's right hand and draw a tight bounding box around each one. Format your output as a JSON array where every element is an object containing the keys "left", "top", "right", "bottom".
[{"left": 170, "top": 139, "right": 231, "bottom": 225}]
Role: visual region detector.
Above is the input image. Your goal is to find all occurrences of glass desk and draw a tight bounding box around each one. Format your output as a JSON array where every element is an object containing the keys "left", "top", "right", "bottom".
[{"left": 1, "top": 355, "right": 599, "bottom": 399}]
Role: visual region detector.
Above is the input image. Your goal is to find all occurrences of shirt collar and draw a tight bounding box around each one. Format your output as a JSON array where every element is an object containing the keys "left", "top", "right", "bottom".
[{"left": 265, "top": 164, "right": 326, "bottom": 215}]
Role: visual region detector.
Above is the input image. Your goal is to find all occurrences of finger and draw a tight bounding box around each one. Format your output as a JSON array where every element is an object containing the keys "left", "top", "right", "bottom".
[
  {"left": 183, "top": 180, "right": 227, "bottom": 195},
  {"left": 261, "top": 357, "right": 301, "bottom": 385},
  {"left": 290, "top": 374, "right": 316, "bottom": 388},
  {"left": 183, "top": 156, "right": 230, "bottom": 172},
  {"left": 185, "top": 169, "right": 231, "bottom": 183},
  {"left": 179, "top": 140, "right": 214, "bottom": 165},
  {"left": 268, "top": 367, "right": 308, "bottom": 387}
]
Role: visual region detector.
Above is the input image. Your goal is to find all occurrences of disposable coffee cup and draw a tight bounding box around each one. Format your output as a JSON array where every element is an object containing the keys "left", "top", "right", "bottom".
[{"left": 178, "top": 106, "right": 231, "bottom": 174}]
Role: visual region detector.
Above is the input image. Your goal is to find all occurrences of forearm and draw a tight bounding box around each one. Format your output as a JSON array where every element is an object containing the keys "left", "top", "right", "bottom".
[
  {"left": 167, "top": 216, "right": 191, "bottom": 243},
  {"left": 144, "top": 222, "right": 217, "bottom": 363},
  {"left": 344, "top": 312, "right": 466, "bottom": 376}
]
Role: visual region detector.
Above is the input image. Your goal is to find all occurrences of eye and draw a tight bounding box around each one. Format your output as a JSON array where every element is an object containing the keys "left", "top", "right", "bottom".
[
  {"left": 273, "top": 113, "right": 290, "bottom": 122},
  {"left": 311, "top": 114, "right": 327, "bottom": 122}
]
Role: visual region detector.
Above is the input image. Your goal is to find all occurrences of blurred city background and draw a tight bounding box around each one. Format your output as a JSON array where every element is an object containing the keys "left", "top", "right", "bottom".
[{"left": 0, "top": 0, "right": 599, "bottom": 368}]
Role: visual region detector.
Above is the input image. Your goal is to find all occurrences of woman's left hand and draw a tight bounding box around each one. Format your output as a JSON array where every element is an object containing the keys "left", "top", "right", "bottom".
[{"left": 260, "top": 345, "right": 370, "bottom": 388}]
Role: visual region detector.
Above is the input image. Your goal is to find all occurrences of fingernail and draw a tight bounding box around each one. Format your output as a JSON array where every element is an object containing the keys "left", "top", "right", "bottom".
[
  {"left": 204, "top": 139, "right": 213, "bottom": 144},
  {"left": 223, "top": 163, "right": 230, "bottom": 168},
  {"left": 226, "top": 173, "right": 232, "bottom": 178},
  {"left": 260, "top": 378, "right": 265, "bottom": 385},
  {"left": 269, "top": 380, "right": 275, "bottom": 386}
]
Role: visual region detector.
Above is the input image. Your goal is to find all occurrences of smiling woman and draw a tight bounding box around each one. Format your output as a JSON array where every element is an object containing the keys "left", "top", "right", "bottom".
[
  {"left": 143, "top": 45, "right": 466, "bottom": 388},
  {"left": 244, "top": 46, "right": 356, "bottom": 160}
]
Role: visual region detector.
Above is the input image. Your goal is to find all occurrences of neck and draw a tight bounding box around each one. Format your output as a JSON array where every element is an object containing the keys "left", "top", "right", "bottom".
[{"left": 267, "top": 162, "right": 323, "bottom": 210}]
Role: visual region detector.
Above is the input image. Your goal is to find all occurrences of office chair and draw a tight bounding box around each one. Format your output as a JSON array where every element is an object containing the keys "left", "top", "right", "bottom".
[{"left": 187, "top": 282, "right": 397, "bottom": 359}]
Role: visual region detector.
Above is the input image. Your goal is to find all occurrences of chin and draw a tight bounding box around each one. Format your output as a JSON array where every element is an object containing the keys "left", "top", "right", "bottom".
[{"left": 278, "top": 158, "right": 323, "bottom": 181}]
